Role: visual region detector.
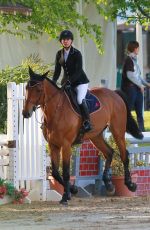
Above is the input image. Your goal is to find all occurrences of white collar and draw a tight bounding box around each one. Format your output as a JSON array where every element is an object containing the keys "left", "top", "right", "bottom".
[
  {"left": 128, "top": 52, "right": 137, "bottom": 59},
  {"left": 64, "top": 48, "right": 70, "bottom": 54}
]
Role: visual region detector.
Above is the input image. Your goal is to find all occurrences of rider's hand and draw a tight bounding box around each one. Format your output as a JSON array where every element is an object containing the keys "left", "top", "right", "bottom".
[
  {"left": 64, "top": 80, "right": 71, "bottom": 90},
  {"left": 140, "top": 86, "right": 145, "bottom": 93}
]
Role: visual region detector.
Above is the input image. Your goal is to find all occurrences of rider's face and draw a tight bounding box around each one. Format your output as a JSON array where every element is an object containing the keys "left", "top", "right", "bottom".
[
  {"left": 61, "top": 38, "right": 72, "bottom": 49},
  {"left": 134, "top": 47, "right": 139, "bottom": 55}
]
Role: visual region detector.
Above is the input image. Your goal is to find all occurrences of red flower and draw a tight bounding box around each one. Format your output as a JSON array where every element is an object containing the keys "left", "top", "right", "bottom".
[
  {"left": 20, "top": 189, "right": 29, "bottom": 197},
  {"left": 0, "top": 178, "right": 29, "bottom": 204},
  {"left": 18, "top": 198, "right": 24, "bottom": 204},
  {"left": 0, "top": 186, "right": 7, "bottom": 198}
]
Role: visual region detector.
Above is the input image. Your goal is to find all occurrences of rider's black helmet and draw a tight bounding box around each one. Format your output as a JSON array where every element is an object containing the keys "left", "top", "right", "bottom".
[{"left": 59, "top": 30, "right": 74, "bottom": 42}]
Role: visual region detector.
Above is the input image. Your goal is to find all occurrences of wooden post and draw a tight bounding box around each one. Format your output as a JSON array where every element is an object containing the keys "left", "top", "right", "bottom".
[
  {"left": 7, "top": 82, "right": 19, "bottom": 189},
  {"left": 76, "top": 0, "right": 85, "bottom": 70},
  {"left": 136, "top": 23, "right": 144, "bottom": 112},
  {"left": 136, "top": 23, "right": 144, "bottom": 77}
]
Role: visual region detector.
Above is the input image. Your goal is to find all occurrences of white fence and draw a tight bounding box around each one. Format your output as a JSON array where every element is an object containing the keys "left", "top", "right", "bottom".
[
  {"left": 75, "top": 132, "right": 150, "bottom": 188},
  {"left": 0, "top": 82, "right": 47, "bottom": 201},
  {"left": 0, "top": 135, "right": 9, "bottom": 180},
  {"left": 1, "top": 82, "right": 150, "bottom": 201},
  {"left": 105, "top": 132, "right": 150, "bottom": 168}
]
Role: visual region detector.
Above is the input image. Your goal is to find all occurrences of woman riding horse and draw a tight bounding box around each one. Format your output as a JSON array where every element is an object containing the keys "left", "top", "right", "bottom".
[
  {"left": 22, "top": 67, "right": 143, "bottom": 205},
  {"left": 52, "top": 30, "right": 92, "bottom": 132}
]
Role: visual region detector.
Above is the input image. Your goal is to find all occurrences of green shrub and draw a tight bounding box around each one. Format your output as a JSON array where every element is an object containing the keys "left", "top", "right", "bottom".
[
  {"left": 107, "top": 136, "right": 130, "bottom": 176},
  {"left": 132, "top": 111, "right": 150, "bottom": 131},
  {"left": 0, "top": 85, "right": 7, "bottom": 133},
  {"left": 0, "top": 54, "right": 52, "bottom": 133}
]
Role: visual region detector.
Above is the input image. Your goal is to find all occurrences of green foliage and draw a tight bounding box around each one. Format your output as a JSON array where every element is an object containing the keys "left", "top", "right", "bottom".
[
  {"left": 107, "top": 135, "right": 130, "bottom": 176},
  {"left": 0, "top": 54, "right": 52, "bottom": 133},
  {"left": 0, "top": 54, "right": 51, "bottom": 85},
  {"left": 0, "top": 85, "right": 7, "bottom": 133},
  {"left": 97, "top": 0, "right": 150, "bottom": 27},
  {"left": 5, "top": 181, "right": 15, "bottom": 196},
  {"left": 132, "top": 111, "right": 150, "bottom": 131},
  {"left": 0, "top": 1, "right": 149, "bottom": 53},
  {"left": 0, "top": 178, "right": 29, "bottom": 204}
]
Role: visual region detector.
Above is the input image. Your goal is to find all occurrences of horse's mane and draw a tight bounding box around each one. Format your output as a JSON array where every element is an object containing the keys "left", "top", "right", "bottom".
[
  {"left": 29, "top": 74, "right": 61, "bottom": 91},
  {"left": 45, "top": 77, "right": 61, "bottom": 90}
]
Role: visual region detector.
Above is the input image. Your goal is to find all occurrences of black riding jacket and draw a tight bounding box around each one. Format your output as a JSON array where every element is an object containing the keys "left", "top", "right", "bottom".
[{"left": 52, "top": 46, "right": 89, "bottom": 87}]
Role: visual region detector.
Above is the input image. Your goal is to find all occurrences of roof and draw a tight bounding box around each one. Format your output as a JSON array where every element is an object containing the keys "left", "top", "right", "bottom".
[{"left": 0, "top": 3, "right": 32, "bottom": 15}]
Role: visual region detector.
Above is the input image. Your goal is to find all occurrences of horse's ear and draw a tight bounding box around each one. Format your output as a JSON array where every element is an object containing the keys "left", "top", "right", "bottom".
[
  {"left": 28, "top": 66, "right": 35, "bottom": 78},
  {"left": 42, "top": 71, "right": 49, "bottom": 78}
]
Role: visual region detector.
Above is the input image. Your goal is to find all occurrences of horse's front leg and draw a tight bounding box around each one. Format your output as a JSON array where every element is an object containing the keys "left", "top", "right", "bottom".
[
  {"left": 49, "top": 143, "right": 64, "bottom": 186},
  {"left": 60, "top": 144, "right": 71, "bottom": 205}
]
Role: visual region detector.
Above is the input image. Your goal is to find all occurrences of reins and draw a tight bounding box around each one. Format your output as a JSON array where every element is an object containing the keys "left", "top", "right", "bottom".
[
  {"left": 25, "top": 80, "right": 59, "bottom": 109},
  {"left": 25, "top": 79, "right": 65, "bottom": 126}
]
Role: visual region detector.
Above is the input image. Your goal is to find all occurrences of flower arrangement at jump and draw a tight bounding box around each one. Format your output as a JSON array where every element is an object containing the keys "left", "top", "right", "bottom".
[{"left": 0, "top": 178, "right": 29, "bottom": 204}]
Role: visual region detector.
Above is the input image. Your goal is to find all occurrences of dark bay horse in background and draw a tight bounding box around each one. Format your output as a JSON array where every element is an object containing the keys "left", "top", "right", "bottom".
[{"left": 22, "top": 67, "right": 143, "bottom": 204}]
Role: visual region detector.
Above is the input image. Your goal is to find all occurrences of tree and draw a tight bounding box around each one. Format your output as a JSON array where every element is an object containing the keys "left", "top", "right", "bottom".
[
  {"left": 0, "top": 0, "right": 149, "bottom": 52},
  {"left": 107, "top": 0, "right": 150, "bottom": 25}
]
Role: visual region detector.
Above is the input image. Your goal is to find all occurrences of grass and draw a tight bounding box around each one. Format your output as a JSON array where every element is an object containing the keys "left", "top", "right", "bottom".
[{"left": 132, "top": 111, "right": 150, "bottom": 131}]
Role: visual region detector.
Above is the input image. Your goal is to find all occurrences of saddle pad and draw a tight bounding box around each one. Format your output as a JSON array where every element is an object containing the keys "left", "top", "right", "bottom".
[
  {"left": 86, "top": 91, "right": 100, "bottom": 113},
  {"left": 65, "top": 89, "right": 101, "bottom": 115}
]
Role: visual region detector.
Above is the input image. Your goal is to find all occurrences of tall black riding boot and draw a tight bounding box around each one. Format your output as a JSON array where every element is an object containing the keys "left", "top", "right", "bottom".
[{"left": 79, "top": 99, "right": 92, "bottom": 132}]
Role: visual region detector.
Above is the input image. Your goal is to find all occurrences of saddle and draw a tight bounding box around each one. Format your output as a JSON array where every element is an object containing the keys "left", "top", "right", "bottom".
[
  {"left": 64, "top": 85, "right": 101, "bottom": 144},
  {"left": 64, "top": 86, "right": 101, "bottom": 115}
]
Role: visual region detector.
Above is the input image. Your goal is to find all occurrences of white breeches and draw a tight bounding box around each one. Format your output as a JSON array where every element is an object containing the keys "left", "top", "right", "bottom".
[{"left": 75, "top": 83, "right": 89, "bottom": 105}]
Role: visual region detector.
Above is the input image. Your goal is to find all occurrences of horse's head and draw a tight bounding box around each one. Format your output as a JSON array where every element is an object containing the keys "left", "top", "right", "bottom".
[{"left": 22, "top": 67, "right": 49, "bottom": 118}]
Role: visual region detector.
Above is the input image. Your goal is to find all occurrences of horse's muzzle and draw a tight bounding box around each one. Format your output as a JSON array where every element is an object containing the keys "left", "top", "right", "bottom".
[{"left": 22, "top": 109, "right": 33, "bottom": 118}]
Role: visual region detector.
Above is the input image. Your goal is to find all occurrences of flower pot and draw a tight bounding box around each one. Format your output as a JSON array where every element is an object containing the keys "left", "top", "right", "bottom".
[
  {"left": 49, "top": 176, "right": 76, "bottom": 195},
  {"left": 0, "top": 195, "right": 13, "bottom": 205},
  {"left": 112, "top": 173, "right": 138, "bottom": 197}
]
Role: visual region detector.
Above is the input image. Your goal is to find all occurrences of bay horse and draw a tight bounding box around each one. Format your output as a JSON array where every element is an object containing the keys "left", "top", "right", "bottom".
[{"left": 22, "top": 67, "right": 143, "bottom": 204}]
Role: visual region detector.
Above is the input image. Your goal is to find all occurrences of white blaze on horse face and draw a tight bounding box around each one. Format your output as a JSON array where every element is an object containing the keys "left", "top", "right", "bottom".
[{"left": 24, "top": 88, "right": 36, "bottom": 112}]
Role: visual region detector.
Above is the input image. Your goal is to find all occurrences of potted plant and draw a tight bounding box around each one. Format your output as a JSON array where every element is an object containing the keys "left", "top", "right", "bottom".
[
  {"left": 0, "top": 178, "right": 29, "bottom": 204},
  {"left": 108, "top": 135, "right": 138, "bottom": 196}
]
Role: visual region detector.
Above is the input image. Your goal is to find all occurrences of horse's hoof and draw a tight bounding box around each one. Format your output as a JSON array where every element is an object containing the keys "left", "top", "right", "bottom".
[
  {"left": 60, "top": 193, "right": 70, "bottom": 204},
  {"left": 137, "top": 132, "right": 144, "bottom": 140},
  {"left": 59, "top": 199, "right": 68, "bottom": 205},
  {"left": 106, "top": 184, "right": 115, "bottom": 196},
  {"left": 125, "top": 182, "right": 137, "bottom": 192},
  {"left": 70, "top": 185, "right": 78, "bottom": 195},
  {"left": 67, "top": 194, "right": 71, "bottom": 200}
]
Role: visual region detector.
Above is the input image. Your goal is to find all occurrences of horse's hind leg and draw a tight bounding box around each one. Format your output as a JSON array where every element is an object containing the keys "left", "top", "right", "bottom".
[
  {"left": 91, "top": 133, "right": 115, "bottom": 195},
  {"left": 112, "top": 131, "right": 137, "bottom": 192}
]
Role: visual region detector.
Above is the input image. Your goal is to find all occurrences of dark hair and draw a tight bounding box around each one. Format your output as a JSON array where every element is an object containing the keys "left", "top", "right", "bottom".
[
  {"left": 59, "top": 30, "right": 73, "bottom": 42},
  {"left": 127, "top": 41, "right": 139, "bottom": 53}
]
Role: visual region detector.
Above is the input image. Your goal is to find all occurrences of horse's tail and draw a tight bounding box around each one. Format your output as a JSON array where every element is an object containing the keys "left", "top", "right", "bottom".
[{"left": 115, "top": 90, "right": 143, "bottom": 140}]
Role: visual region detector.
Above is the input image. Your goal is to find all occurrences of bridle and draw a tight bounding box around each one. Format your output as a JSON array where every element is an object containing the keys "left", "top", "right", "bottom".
[
  {"left": 25, "top": 80, "right": 44, "bottom": 109},
  {"left": 25, "top": 79, "right": 63, "bottom": 111},
  {"left": 24, "top": 78, "right": 66, "bottom": 129}
]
